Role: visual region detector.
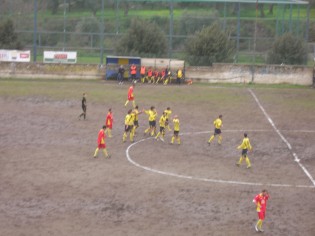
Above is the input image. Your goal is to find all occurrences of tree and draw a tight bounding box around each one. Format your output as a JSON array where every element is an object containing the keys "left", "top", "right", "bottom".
[
  {"left": 116, "top": 18, "right": 167, "bottom": 57},
  {"left": 267, "top": 33, "right": 307, "bottom": 65},
  {"left": 184, "top": 23, "right": 234, "bottom": 66},
  {"left": 0, "top": 19, "right": 22, "bottom": 49},
  {"left": 48, "top": 0, "right": 59, "bottom": 15}
]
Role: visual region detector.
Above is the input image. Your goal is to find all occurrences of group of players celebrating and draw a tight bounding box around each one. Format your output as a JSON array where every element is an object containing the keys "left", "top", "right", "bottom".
[
  {"left": 94, "top": 81, "right": 253, "bottom": 171},
  {"left": 91, "top": 81, "right": 270, "bottom": 233}
]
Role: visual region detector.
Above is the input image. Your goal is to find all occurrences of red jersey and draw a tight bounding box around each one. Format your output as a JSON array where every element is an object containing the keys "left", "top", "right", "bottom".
[
  {"left": 161, "top": 70, "right": 166, "bottom": 77},
  {"left": 128, "top": 86, "right": 134, "bottom": 100},
  {"left": 105, "top": 112, "right": 113, "bottom": 128},
  {"left": 147, "top": 69, "right": 153, "bottom": 77},
  {"left": 140, "top": 66, "right": 146, "bottom": 75},
  {"left": 253, "top": 193, "right": 269, "bottom": 212},
  {"left": 130, "top": 65, "right": 137, "bottom": 75},
  {"left": 97, "top": 129, "right": 106, "bottom": 148}
]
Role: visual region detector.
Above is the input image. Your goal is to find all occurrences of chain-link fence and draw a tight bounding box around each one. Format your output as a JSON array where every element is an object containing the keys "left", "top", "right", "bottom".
[{"left": 0, "top": 0, "right": 311, "bottom": 65}]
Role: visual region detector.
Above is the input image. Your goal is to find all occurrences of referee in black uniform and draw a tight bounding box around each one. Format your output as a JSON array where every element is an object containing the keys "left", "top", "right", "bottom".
[{"left": 78, "top": 93, "right": 87, "bottom": 120}]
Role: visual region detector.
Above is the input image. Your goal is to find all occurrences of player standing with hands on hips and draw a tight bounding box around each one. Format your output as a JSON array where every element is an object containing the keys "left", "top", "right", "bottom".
[
  {"left": 253, "top": 189, "right": 270, "bottom": 232},
  {"left": 208, "top": 114, "right": 223, "bottom": 145}
]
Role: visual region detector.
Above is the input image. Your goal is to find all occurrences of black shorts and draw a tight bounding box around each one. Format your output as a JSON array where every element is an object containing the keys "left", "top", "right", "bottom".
[
  {"left": 214, "top": 128, "right": 221, "bottom": 135},
  {"left": 241, "top": 149, "right": 248, "bottom": 156},
  {"left": 134, "top": 120, "right": 139, "bottom": 127},
  {"left": 149, "top": 120, "right": 156, "bottom": 127},
  {"left": 125, "top": 125, "right": 133, "bottom": 132},
  {"left": 160, "top": 126, "right": 165, "bottom": 132},
  {"left": 174, "top": 130, "right": 179, "bottom": 136},
  {"left": 82, "top": 105, "right": 86, "bottom": 112}
]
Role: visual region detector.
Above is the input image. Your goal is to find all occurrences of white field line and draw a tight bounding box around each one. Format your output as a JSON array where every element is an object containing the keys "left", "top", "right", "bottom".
[
  {"left": 248, "top": 89, "right": 315, "bottom": 187},
  {"left": 126, "top": 138, "right": 314, "bottom": 189}
]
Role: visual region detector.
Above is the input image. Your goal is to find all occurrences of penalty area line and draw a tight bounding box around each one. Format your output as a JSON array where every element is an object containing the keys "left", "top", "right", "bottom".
[
  {"left": 125, "top": 138, "right": 314, "bottom": 189},
  {"left": 248, "top": 89, "right": 315, "bottom": 187}
]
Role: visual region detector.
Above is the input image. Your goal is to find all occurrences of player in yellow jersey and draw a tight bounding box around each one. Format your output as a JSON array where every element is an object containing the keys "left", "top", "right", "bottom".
[
  {"left": 123, "top": 109, "right": 135, "bottom": 143},
  {"left": 132, "top": 105, "right": 142, "bottom": 136},
  {"left": 236, "top": 133, "right": 252, "bottom": 168},
  {"left": 143, "top": 106, "right": 157, "bottom": 136},
  {"left": 171, "top": 115, "right": 180, "bottom": 144},
  {"left": 164, "top": 107, "right": 172, "bottom": 131},
  {"left": 155, "top": 112, "right": 167, "bottom": 142},
  {"left": 208, "top": 114, "right": 223, "bottom": 145}
]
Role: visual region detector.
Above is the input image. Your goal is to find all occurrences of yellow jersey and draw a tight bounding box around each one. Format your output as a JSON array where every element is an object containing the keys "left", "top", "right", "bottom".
[
  {"left": 173, "top": 118, "right": 180, "bottom": 131},
  {"left": 145, "top": 109, "right": 157, "bottom": 122},
  {"left": 164, "top": 109, "right": 172, "bottom": 119},
  {"left": 125, "top": 114, "right": 134, "bottom": 126},
  {"left": 159, "top": 115, "right": 167, "bottom": 128},
  {"left": 133, "top": 108, "right": 139, "bottom": 121},
  {"left": 214, "top": 118, "right": 222, "bottom": 129},
  {"left": 129, "top": 113, "right": 135, "bottom": 125},
  {"left": 238, "top": 137, "right": 252, "bottom": 150}
]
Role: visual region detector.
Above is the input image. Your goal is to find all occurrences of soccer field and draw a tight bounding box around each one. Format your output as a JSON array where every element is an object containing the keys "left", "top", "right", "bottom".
[{"left": 0, "top": 79, "right": 314, "bottom": 236}]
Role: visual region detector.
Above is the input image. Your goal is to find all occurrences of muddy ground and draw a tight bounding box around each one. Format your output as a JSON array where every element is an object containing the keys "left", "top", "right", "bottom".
[{"left": 0, "top": 81, "right": 314, "bottom": 236}]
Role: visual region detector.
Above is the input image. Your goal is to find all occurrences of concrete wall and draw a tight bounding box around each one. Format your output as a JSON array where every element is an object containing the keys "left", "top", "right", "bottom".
[
  {"left": 0, "top": 62, "right": 105, "bottom": 80},
  {"left": 0, "top": 62, "right": 313, "bottom": 85},
  {"left": 186, "top": 63, "right": 313, "bottom": 85}
]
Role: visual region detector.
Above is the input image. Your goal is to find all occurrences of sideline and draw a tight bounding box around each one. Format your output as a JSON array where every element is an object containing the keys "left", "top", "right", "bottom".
[
  {"left": 126, "top": 134, "right": 314, "bottom": 189},
  {"left": 248, "top": 89, "right": 315, "bottom": 187}
]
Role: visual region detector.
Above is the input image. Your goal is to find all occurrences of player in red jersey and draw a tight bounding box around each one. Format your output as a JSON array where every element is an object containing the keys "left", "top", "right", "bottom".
[
  {"left": 253, "top": 189, "right": 270, "bottom": 232},
  {"left": 93, "top": 125, "right": 110, "bottom": 158},
  {"left": 105, "top": 108, "right": 114, "bottom": 138},
  {"left": 124, "top": 82, "right": 136, "bottom": 108}
]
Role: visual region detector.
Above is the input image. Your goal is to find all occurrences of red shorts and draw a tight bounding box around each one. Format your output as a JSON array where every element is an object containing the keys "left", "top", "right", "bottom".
[
  {"left": 258, "top": 211, "right": 266, "bottom": 220},
  {"left": 98, "top": 144, "right": 106, "bottom": 149},
  {"left": 128, "top": 97, "right": 134, "bottom": 101}
]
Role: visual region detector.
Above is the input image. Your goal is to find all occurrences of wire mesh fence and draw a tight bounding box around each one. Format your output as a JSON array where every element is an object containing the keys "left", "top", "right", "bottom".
[{"left": 0, "top": 0, "right": 311, "bottom": 65}]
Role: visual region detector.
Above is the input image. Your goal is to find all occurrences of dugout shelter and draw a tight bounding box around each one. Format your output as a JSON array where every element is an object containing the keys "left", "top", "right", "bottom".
[{"left": 105, "top": 56, "right": 141, "bottom": 80}]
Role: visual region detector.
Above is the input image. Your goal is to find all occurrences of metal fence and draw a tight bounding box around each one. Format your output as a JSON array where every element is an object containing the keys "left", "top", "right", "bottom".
[{"left": 0, "top": 0, "right": 311, "bottom": 65}]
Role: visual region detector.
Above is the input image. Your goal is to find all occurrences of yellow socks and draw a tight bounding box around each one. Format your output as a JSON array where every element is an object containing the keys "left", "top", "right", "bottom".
[
  {"left": 123, "top": 132, "right": 127, "bottom": 142},
  {"left": 246, "top": 157, "right": 251, "bottom": 168},
  {"left": 94, "top": 148, "right": 109, "bottom": 158},
  {"left": 94, "top": 148, "right": 99, "bottom": 157},
  {"left": 218, "top": 135, "right": 222, "bottom": 144}
]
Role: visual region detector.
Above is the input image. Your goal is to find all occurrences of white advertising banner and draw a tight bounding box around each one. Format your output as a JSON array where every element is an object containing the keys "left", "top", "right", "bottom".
[
  {"left": 43, "top": 51, "right": 77, "bottom": 64},
  {"left": 0, "top": 50, "right": 31, "bottom": 62}
]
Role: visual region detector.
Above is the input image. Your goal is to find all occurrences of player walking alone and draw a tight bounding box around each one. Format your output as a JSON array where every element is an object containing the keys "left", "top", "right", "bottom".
[
  {"left": 78, "top": 93, "right": 87, "bottom": 120},
  {"left": 171, "top": 115, "right": 180, "bottom": 145},
  {"left": 208, "top": 114, "right": 223, "bottom": 145},
  {"left": 253, "top": 189, "right": 270, "bottom": 232},
  {"left": 236, "top": 133, "right": 252, "bottom": 168},
  {"left": 105, "top": 108, "right": 114, "bottom": 138},
  {"left": 93, "top": 125, "right": 110, "bottom": 158},
  {"left": 125, "top": 83, "right": 136, "bottom": 108}
]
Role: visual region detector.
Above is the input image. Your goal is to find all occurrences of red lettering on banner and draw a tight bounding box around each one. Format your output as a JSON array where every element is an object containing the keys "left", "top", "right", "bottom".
[
  {"left": 54, "top": 54, "right": 67, "bottom": 59},
  {"left": 20, "top": 53, "right": 29, "bottom": 59}
]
